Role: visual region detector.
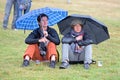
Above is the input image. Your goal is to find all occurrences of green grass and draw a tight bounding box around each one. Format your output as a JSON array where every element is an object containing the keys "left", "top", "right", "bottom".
[{"left": 0, "top": 0, "right": 120, "bottom": 80}]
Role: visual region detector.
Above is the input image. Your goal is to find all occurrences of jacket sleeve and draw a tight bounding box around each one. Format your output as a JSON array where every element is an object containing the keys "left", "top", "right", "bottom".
[
  {"left": 77, "top": 31, "right": 94, "bottom": 46},
  {"left": 62, "top": 33, "right": 76, "bottom": 44},
  {"left": 46, "top": 29, "right": 60, "bottom": 45},
  {"left": 25, "top": 30, "right": 39, "bottom": 44},
  {"left": 77, "top": 40, "right": 93, "bottom": 46}
]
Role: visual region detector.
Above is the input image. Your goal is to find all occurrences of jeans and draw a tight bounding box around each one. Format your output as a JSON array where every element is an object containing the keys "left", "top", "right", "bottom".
[
  {"left": 61, "top": 43, "right": 92, "bottom": 64},
  {"left": 3, "top": 0, "right": 18, "bottom": 29},
  {"left": 17, "top": 0, "right": 31, "bottom": 18}
]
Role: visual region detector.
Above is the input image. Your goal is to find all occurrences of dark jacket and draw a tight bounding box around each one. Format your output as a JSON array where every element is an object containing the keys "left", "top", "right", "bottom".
[
  {"left": 62, "top": 30, "right": 93, "bottom": 46},
  {"left": 25, "top": 27, "right": 60, "bottom": 45}
]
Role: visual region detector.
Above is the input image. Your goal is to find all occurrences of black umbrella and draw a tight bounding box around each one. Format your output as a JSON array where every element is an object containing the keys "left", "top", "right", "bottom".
[{"left": 57, "top": 14, "right": 110, "bottom": 44}]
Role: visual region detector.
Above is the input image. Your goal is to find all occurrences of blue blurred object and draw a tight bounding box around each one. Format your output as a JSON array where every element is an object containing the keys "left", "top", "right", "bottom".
[{"left": 16, "top": 7, "right": 68, "bottom": 30}]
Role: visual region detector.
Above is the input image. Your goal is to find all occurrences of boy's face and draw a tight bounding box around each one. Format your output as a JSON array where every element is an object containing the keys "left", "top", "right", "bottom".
[
  {"left": 39, "top": 16, "right": 48, "bottom": 30},
  {"left": 73, "top": 24, "right": 82, "bottom": 32}
]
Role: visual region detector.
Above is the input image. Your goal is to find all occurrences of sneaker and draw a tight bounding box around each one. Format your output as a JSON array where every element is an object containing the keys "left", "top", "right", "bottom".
[
  {"left": 59, "top": 62, "right": 69, "bottom": 69},
  {"left": 3, "top": 27, "right": 8, "bottom": 30},
  {"left": 49, "top": 61, "right": 56, "bottom": 68},
  {"left": 13, "top": 29, "right": 18, "bottom": 31},
  {"left": 84, "top": 63, "right": 90, "bottom": 69},
  {"left": 22, "top": 59, "right": 29, "bottom": 67}
]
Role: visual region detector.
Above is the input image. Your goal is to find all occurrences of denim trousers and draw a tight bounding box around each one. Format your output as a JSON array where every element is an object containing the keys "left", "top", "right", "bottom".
[
  {"left": 17, "top": 0, "right": 31, "bottom": 18},
  {"left": 3, "top": 0, "right": 18, "bottom": 29},
  {"left": 61, "top": 44, "right": 92, "bottom": 64}
]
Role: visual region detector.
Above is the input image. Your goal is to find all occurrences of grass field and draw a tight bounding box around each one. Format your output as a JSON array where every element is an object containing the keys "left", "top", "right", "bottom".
[{"left": 0, "top": 0, "right": 120, "bottom": 80}]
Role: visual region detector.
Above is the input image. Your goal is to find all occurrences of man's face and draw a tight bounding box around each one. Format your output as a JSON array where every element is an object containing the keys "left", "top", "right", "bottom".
[
  {"left": 39, "top": 16, "right": 48, "bottom": 30},
  {"left": 73, "top": 24, "right": 82, "bottom": 32}
]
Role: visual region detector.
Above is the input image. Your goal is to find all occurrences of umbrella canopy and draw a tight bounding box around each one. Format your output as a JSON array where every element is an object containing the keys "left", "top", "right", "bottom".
[
  {"left": 16, "top": 7, "right": 68, "bottom": 30},
  {"left": 57, "top": 14, "right": 110, "bottom": 44}
]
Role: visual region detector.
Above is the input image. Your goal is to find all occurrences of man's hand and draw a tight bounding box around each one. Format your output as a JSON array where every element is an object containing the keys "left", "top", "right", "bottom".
[
  {"left": 39, "top": 37, "right": 48, "bottom": 43},
  {"left": 43, "top": 31, "right": 48, "bottom": 37},
  {"left": 76, "top": 35, "right": 83, "bottom": 41}
]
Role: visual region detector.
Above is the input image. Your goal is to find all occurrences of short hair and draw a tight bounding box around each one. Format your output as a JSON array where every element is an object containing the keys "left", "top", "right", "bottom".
[
  {"left": 37, "top": 13, "right": 49, "bottom": 22},
  {"left": 71, "top": 19, "right": 83, "bottom": 27}
]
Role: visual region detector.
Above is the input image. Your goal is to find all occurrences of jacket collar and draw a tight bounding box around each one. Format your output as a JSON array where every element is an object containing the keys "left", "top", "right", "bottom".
[{"left": 38, "top": 26, "right": 50, "bottom": 33}]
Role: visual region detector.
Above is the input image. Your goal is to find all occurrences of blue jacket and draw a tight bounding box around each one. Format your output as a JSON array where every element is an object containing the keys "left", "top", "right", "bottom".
[{"left": 25, "top": 27, "right": 60, "bottom": 45}]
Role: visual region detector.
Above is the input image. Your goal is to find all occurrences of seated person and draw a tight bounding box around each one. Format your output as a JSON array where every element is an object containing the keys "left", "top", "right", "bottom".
[
  {"left": 59, "top": 19, "right": 93, "bottom": 69},
  {"left": 22, "top": 13, "right": 60, "bottom": 68}
]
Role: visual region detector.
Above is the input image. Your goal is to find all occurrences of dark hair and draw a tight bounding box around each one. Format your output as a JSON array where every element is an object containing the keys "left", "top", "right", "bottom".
[{"left": 37, "top": 13, "right": 49, "bottom": 22}]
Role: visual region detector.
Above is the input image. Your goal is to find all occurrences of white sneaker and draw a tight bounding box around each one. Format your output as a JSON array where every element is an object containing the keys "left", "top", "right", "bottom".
[{"left": 13, "top": 29, "right": 18, "bottom": 31}]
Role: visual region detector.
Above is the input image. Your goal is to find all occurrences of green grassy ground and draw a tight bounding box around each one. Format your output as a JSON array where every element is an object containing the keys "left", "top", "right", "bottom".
[{"left": 0, "top": 0, "right": 120, "bottom": 80}]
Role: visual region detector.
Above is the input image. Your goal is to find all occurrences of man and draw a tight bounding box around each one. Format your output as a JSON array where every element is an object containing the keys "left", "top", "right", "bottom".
[
  {"left": 22, "top": 13, "right": 60, "bottom": 68},
  {"left": 3, "top": 0, "right": 18, "bottom": 30},
  {"left": 59, "top": 20, "right": 93, "bottom": 69}
]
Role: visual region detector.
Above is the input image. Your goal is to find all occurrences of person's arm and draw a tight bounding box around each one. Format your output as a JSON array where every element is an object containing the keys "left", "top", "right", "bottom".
[
  {"left": 77, "top": 32, "right": 93, "bottom": 46},
  {"left": 62, "top": 33, "right": 76, "bottom": 44},
  {"left": 25, "top": 30, "right": 39, "bottom": 44},
  {"left": 46, "top": 29, "right": 60, "bottom": 45}
]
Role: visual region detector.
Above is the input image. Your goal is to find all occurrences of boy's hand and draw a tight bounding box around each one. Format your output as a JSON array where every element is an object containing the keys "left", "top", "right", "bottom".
[
  {"left": 43, "top": 31, "right": 48, "bottom": 37},
  {"left": 76, "top": 35, "right": 83, "bottom": 41}
]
